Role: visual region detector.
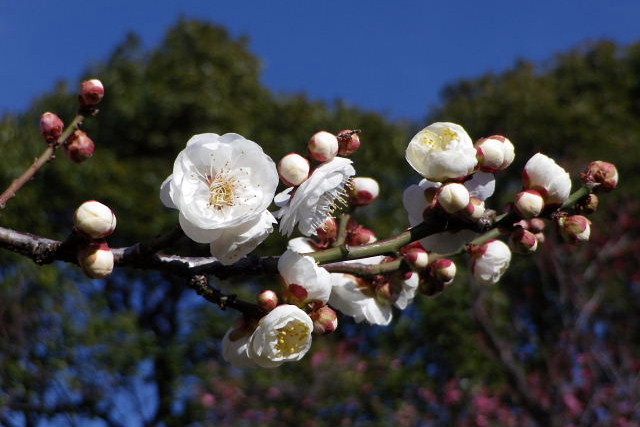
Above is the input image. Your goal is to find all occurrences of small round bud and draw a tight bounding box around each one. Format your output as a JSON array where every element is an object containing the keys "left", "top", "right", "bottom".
[
  {"left": 403, "top": 247, "right": 429, "bottom": 269},
  {"left": 65, "top": 130, "right": 95, "bottom": 163},
  {"left": 475, "top": 135, "right": 515, "bottom": 173},
  {"left": 437, "top": 183, "right": 470, "bottom": 214},
  {"left": 558, "top": 215, "right": 591, "bottom": 243},
  {"left": 40, "top": 112, "right": 64, "bottom": 143},
  {"left": 514, "top": 190, "right": 544, "bottom": 219},
  {"left": 316, "top": 217, "right": 337, "bottom": 248},
  {"left": 508, "top": 228, "right": 538, "bottom": 254},
  {"left": 528, "top": 218, "right": 546, "bottom": 233},
  {"left": 310, "top": 305, "right": 338, "bottom": 334},
  {"left": 80, "top": 79, "right": 105, "bottom": 105},
  {"left": 308, "top": 131, "right": 338, "bottom": 162},
  {"left": 278, "top": 153, "right": 310, "bottom": 186},
  {"left": 347, "top": 227, "right": 376, "bottom": 246},
  {"left": 430, "top": 258, "right": 457, "bottom": 285},
  {"left": 77, "top": 242, "right": 114, "bottom": 279},
  {"left": 74, "top": 200, "right": 117, "bottom": 239},
  {"left": 464, "top": 196, "right": 485, "bottom": 220},
  {"left": 257, "top": 290, "right": 279, "bottom": 312},
  {"left": 581, "top": 161, "right": 618, "bottom": 192},
  {"left": 576, "top": 193, "right": 599, "bottom": 215},
  {"left": 337, "top": 129, "right": 361, "bottom": 156},
  {"left": 350, "top": 177, "right": 380, "bottom": 206}
]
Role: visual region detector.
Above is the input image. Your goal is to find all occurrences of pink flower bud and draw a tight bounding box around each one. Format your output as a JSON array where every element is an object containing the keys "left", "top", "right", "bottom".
[
  {"left": 475, "top": 135, "right": 515, "bottom": 172},
  {"left": 257, "top": 290, "right": 279, "bottom": 311},
  {"left": 80, "top": 79, "right": 105, "bottom": 105},
  {"left": 514, "top": 190, "right": 544, "bottom": 219},
  {"left": 350, "top": 177, "right": 380, "bottom": 206},
  {"left": 430, "top": 258, "right": 457, "bottom": 285},
  {"left": 558, "top": 215, "right": 591, "bottom": 243},
  {"left": 508, "top": 228, "right": 538, "bottom": 254},
  {"left": 77, "top": 242, "right": 114, "bottom": 279},
  {"left": 581, "top": 161, "right": 619, "bottom": 192},
  {"left": 528, "top": 218, "right": 546, "bottom": 233},
  {"left": 39, "top": 112, "right": 64, "bottom": 143},
  {"left": 464, "top": 196, "right": 485, "bottom": 220},
  {"left": 576, "top": 193, "right": 599, "bottom": 215},
  {"left": 65, "top": 130, "right": 95, "bottom": 163},
  {"left": 73, "top": 200, "right": 117, "bottom": 239},
  {"left": 347, "top": 227, "right": 376, "bottom": 246},
  {"left": 278, "top": 153, "right": 310, "bottom": 186},
  {"left": 403, "top": 247, "right": 429, "bottom": 269},
  {"left": 308, "top": 131, "right": 338, "bottom": 162},
  {"left": 336, "top": 129, "right": 361, "bottom": 156},
  {"left": 310, "top": 305, "right": 338, "bottom": 334},
  {"left": 437, "top": 183, "right": 470, "bottom": 214}
]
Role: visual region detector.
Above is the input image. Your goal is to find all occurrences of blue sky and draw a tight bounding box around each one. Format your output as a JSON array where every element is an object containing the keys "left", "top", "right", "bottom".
[{"left": 2, "top": 0, "right": 640, "bottom": 121}]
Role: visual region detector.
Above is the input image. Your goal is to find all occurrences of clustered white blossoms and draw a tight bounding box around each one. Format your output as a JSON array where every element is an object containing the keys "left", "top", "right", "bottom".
[{"left": 150, "top": 121, "right": 615, "bottom": 369}]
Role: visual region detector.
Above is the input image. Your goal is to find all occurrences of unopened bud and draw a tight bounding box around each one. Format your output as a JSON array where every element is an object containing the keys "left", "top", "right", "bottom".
[
  {"left": 576, "top": 193, "right": 599, "bottom": 215},
  {"left": 475, "top": 135, "right": 515, "bottom": 173},
  {"left": 508, "top": 228, "right": 538, "bottom": 254},
  {"left": 257, "top": 290, "right": 279, "bottom": 311},
  {"left": 437, "top": 183, "right": 470, "bottom": 214},
  {"left": 430, "top": 258, "right": 457, "bottom": 285},
  {"left": 350, "top": 177, "right": 380, "bottom": 206},
  {"left": 347, "top": 227, "right": 377, "bottom": 246},
  {"left": 65, "top": 130, "right": 95, "bottom": 163},
  {"left": 464, "top": 196, "right": 485, "bottom": 220},
  {"left": 80, "top": 79, "right": 105, "bottom": 105},
  {"left": 558, "top": 215, "right": 591, "bottom": 243},
  {"left": 308, "top": 131, "right": 338, "bottom": 162},
  {"left": 73, "top": 200, "right": 117, "bottom": 239},
  {"left": 310, "top": 305, "right": 338, "bottom": 334},
  {"left": 40, "top": 112, "right": 64, "bottom": 143},
  {"left": 514, "top": 190, "right": 544, "bottom": 219},
  {"left": 528, "top": 218, "right": 546, "bottom": 233},
  {"left": 336, "top": 129, "right": 361, "bottom": 156},
  {"left": 278, "top": 153, "right": 310, "bottom": 186},
  {"left": 403, "top": 247, "right": 429, "bottom": 269},
  {"left": 581, "top": 161, "right": 618, "bottom": 192},
  {"left": 77, "top": 242, "right": 114, "bottom": 279}
]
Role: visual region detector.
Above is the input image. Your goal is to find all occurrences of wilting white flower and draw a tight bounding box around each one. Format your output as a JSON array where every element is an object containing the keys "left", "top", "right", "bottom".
[
  {"left": 523, "top": 153, "right": 571, "bottom": 206},
  {"left": 275, "top": 157, "right": 355, "bottom": 236},
  {"left": 248, "top": 304, "right": 313, "bottom": 368},
  {"left": 160, "top": 133, "right": 278, "bottom": 264},
  {"left": 278, "top": 249, "right": 332, "bottom": 305},
  {"left": 402, "top": 172, "right": 495, "bottom": 253},
  {"left": 406, "top": 122, "right": 477, "bottom": 182},
  {"left": 472, "top": 239, "right": 512, "bottom": 285}
]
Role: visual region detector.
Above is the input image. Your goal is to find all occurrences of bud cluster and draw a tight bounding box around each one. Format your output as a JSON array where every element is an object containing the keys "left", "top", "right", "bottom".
[{"left": 73, "top": 200, "right": 117, "bottom": 279}]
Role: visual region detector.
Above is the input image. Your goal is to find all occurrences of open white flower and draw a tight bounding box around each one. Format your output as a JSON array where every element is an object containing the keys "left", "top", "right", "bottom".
[
  {"left": 160, "top": 133, "right": 278, "bottom": 264},
  {"left": 275, "top": 157, "right": 355, "bottom": 236},
  {"left": 523, "top": 153, "right": 571, "bottom": 206},
  {"left": 402, "top": 172, "right": 495, "bottom": 252},
  {"left": 278, "top": 249, "right": 332, "bottom": 306},
  {"left": 406, "top": 122, "right": 477, "bottom": 182},
  {"left": 248, "top": 304, "right": 313, "bottom": 368},
  {"left": 222, "top": 327, "right": 256, "bottom": 369},
  {"left": 472, "top": 239, "right": 512, "bottom": 285}
]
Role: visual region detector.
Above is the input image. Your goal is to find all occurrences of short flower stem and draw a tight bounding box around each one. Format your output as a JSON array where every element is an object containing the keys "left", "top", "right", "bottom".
[{"left": 0, "top": 113, "right": 86, "bottom": 210}]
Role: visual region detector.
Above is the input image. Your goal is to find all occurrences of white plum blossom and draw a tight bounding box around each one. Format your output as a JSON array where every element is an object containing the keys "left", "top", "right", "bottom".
[
  {"left": 160, "top": 133, "right": 278, "bottom": 264},
  {"left": 406, "top": 122, "right": 478, "bottom": 182},
  {"left": 222, "top": 328, "right": 255, "bottom": 369},
  {"left": 275, "top": 157, "right": 355, "bottom": 236},
  {"left": 73, "top": 200, "right": 116, "bottom": 239},
  {"left": 475, "top": 135, "right": 515, "bottom": 173},
  {"left": 278, "top": 249, "right": 332, "bottom": 306},
  {"left": 472, "top": 239, "right": 512, "bottom": 285},
  {"left": 402, "top": 172, "right": 495, "bottom": 253},
  {"left": 523, "top": 153, "right": 572, "bottom": 206},
  {"left": 248, "top": 304, "right": 313, "bottom": 368}
]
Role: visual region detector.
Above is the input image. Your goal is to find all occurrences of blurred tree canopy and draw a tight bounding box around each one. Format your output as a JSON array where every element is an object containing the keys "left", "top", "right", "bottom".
[{"left": 0, "top": 19, "right": 639, "bottom": 427}]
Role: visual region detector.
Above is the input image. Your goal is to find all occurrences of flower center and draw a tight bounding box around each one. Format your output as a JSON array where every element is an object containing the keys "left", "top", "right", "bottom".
[
  {"left": 206, "top": 169, "right": 238, "bottom": 210},
  {"left": 275, "top": 320, "right": 310, "bottom": 357},
  {"left": 420, "top": 128, "right": 458, "bottom": 151}
]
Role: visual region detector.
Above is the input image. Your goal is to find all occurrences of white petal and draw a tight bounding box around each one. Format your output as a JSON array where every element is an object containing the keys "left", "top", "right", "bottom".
[
  {"left": 179, "top": 212, "right": 223, "bottom": 243},
  {"left": 466, "top": 172, "right": 495, "bottom": 201},
  {"left": 210, "top": 210, "right": 276, "bottom": 265}
]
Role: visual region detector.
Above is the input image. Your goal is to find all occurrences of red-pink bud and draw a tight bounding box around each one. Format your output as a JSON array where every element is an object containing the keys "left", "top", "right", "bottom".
[
  {"left": 257, "top": 290, "right": 279, "bottom": 311},
  {"left": 508, "top": 228, "right": 538, "bottom": 254},
  {"left": 403, "top": 247, "right": 429, "bottom": 269},
  {"left": 310, "top": 305, "right": 338, "bottom": 334},
  {"left": 39, "top": 112, "right": 64, "bottom": 143},
  {"left": 316, "top": 217, "right": 338, "bottom": 247},
  {"left": 430, "top": 258, "right": 457, "bottom": 285},
  {"left": 80, "top": 79, "right": 105, "bottom": 105},
  {"left": 528, "top": 218, "right": 546, "bottom": 233},
  {"left": 350, "top": 177, "right": 380, "bottom": 206},
  {"left": 336, "top": 129, "right": 361, "bottom": 156},
  {"left": 65, "top": 130, "right": 95, "bottom": 163},
  {"left": 308, "top": 131, "right": 338, "bottom": 162},
  {"left": 514, "top": 190, "right": 544, "bottom": 219},
  {"left": 347, "top": 227, "right": 376, "bottom": 246},
  {"left": 581, "top": 161, "right": 618, "bottom": 192},
  {"left": 558, "top": 215, "right": 591, "bottom": 243}
]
